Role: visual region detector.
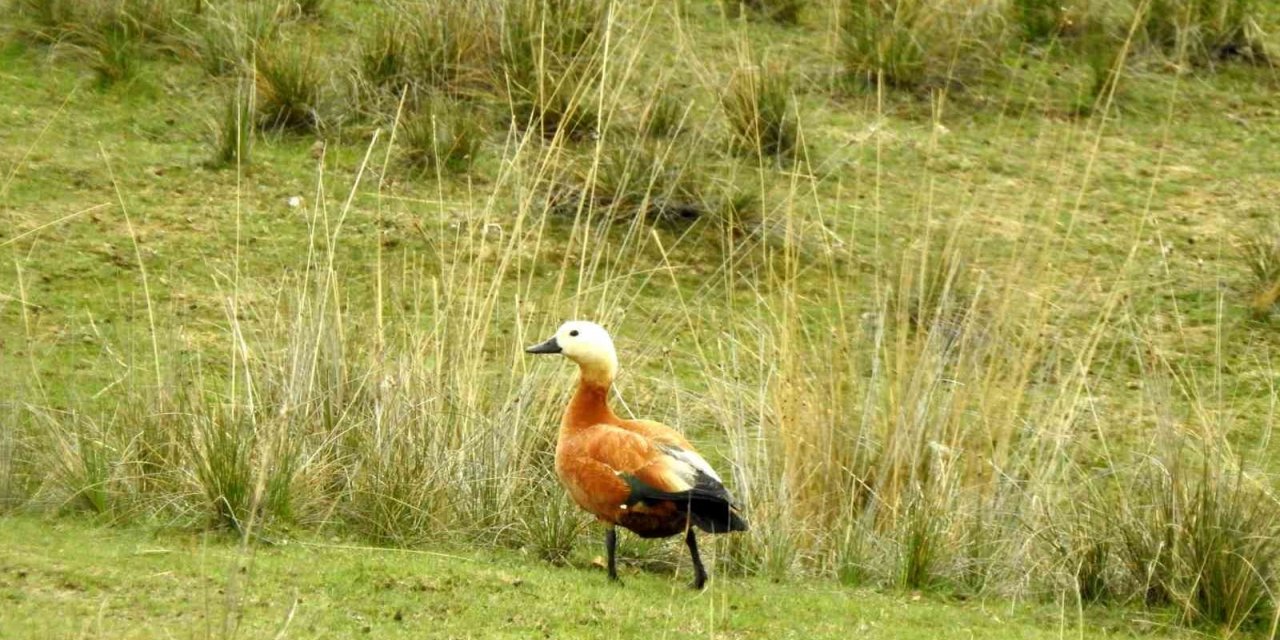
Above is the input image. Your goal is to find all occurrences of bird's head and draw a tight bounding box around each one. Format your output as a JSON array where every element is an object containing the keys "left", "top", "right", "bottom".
[{"left": 525, "top": 320, "right": 618, "bottom": 384}]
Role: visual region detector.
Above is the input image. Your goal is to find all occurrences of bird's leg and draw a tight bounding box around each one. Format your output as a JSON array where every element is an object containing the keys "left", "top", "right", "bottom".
[
  {"left": 605, "top": 526, "right": 620, "bottom": 582},
  {"left": 685, "top": 527, "right": 708, "bottom": 590}
]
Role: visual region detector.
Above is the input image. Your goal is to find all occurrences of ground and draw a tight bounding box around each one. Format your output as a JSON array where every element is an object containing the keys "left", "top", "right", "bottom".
[
  {"left": 0, "top": 515, "right": 1200, "bottom": 639},
  {"left": 2, "top": 1, "right": 1280, "bottom": 638}
]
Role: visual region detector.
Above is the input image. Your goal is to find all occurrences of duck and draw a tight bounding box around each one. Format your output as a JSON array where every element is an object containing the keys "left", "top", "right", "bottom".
[{"left": 525, "top": 320, "right": 748, "bottom": 589}]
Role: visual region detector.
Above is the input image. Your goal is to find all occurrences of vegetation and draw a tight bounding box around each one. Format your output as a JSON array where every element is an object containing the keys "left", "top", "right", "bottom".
[
  {"left": 211, "top": 80, "right": 254, "bottom": 168},
  {"left": 1239, "top": 225, "right": 1280, "bottom": 319},
  {"left": 397, "top": 98, "right": 484, "bottom": 175},
  {"left": 2, "top": 0, "right": 1279, "bottom": 637},
  {"left": 4, "top": 515, "right": 1213, "bottom": 639},
  {"left": 722, "top": 60, "right": 798, "bottom": 158},
  {"left": 728, "top": 0, "right": 807, "bottom": 24},
  {"left": 254, "top": 40, "right": 326, "bottom": 132}
]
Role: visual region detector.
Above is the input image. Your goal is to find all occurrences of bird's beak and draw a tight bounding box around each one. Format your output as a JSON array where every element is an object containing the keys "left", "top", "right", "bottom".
[{"left": 524, "top": 336, "right": 562, "bottom": 354}]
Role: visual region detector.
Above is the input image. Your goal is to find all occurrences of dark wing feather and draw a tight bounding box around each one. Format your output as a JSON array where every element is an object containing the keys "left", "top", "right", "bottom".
[{"left": 620, "top": 447, "right": 749, "bottom": 534}]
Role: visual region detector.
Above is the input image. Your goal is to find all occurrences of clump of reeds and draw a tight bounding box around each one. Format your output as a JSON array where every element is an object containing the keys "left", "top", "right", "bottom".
[
  {"left": 211, "top": 80, "right": 254, "bottom": 168},
  {"left": 721, "top": 63, "right": 798, "bottom": 159},
  {"left": 1237, "top": 227, "right": 1280, "bottom": 319},
  {"left": 398, "top": 99, "right": 486, "bottom": 176},
  {"left": 727, "top": 0, "right": 806, "bottom": 25},
  {"left": 184, "top": 2, "right": 279, "bottom": 76},
  {"left": 497, "top": 0, "right": 607, "bottom": 139},
  {"left": 254, "top": 40, "right": 326, "bottom": 132}
]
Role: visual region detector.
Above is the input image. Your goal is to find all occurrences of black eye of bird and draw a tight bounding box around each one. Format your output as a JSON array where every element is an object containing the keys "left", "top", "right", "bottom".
[{"left": 569, "top": 330, "right": 580, "bottom": 337}]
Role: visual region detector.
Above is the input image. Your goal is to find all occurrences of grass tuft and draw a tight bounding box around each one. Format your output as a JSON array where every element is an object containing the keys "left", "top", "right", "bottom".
[
  {"left": 254, "top": 41, "right": 326, "bottom": 132},
  {"left": 1177, "top": 465, "right": 1278, "bottom": 630},
  {"left": 547, "top": 140, "right": 715, "bottom": 227},
  {"left": 721, "top": 63, "right": 797, "bottom": 159},
  {"left": 184, "top": 2, "right": 279, "bottom": 76},
  {"left": 12, "top": 0, "right": 80, "bottom": 42},
  {"left": 727, "top": 0, "right": 806, "bottom": 25},
  {"left": 1008, "top": 0, "right": 1069, "bottom": 42},
  {"left": 185, "top": 410, "right": 255, "bottom": 530},
  {"left": 895, "top": 484, "right": 945, "bottom": 590},
  {"left": 398, "top": 99, "right": 485, "bottom": 176},
  {"left": 81, "top": 13, "right": 145, "bottom": 87},
  {"left": 359, "top": 11, "right": 412, "bottom": 91},
  {"left": 889, "top": 235, "right": 972, "bottom": 334},
  {"left": 840, "top": 0, "right": 930, "bottom": 89},
  {"left": 1072, "top": 20, "right": 1128, "bottom": 115},
  {"left": 211, "top": 80, "right": 254, "bottom": 168},
  {"left": 1139, "top": 0, "right": 1270, "bottom": 64},
  {"left": 291, "top": 0, "right": 325, "bottom": 20},
  {"left": 357, "top": 2, "right": 498, "bottom": 118},
  {"left": 839, "top": 0, "right": 995, "bottom": 91},
  {"left": 1237, "top": 226, "right": 1280, "bottom": 319},
  {"left": 498, "top": 0, "right": 607, "bottom": 139},
  {"left": 521, "top": 484, "right": 586, "bottom": 563},
  {"left": 639, "top": 92, "right": 685, "bottom": 139}
]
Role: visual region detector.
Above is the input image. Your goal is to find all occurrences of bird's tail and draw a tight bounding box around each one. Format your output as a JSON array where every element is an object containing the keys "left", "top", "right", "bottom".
[
  {"left": 689, "top": 499, "right": 749, "bottom": 534},
  {"left": 621, "top": 471, "right": 749, "bottom": 534}
]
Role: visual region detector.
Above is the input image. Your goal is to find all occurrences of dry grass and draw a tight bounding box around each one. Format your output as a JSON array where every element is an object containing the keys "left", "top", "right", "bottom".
[
  {"left": 2, "top": 1, "right": 1279, "bottom": 635},
  {"left": 398, "top": 98, "right": 485, "bottom": 176},
  {"left": 1238, "top": 227, "right": 1280, "bottom": 319},
  {"left": 722, "top": 60, "right": 798, "bottom": 159},
  {"left": 254, "top": 39, "right": 326, "bottom": 132}
]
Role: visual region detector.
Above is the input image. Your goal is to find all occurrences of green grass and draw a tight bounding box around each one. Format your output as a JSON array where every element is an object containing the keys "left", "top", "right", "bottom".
[
  {"left": 2, "top": 0, "right": 1280, "bottom": 636},
  {"left": 0, "top": 515, "right": 1204, "bottom": 639}
]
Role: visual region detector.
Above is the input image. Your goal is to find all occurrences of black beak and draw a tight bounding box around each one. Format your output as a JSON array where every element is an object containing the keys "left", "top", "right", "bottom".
[{"left": 524, "top": 336, "right": 562, "bottom": 354}]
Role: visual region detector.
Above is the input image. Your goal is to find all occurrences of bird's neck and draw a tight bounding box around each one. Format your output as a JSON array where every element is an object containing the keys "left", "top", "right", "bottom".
[{"left": 561, "top": 373, "right": 618, "bottom": 433}]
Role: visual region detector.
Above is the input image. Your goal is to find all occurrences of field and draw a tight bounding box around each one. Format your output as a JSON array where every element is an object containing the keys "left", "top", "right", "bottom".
[
  {"left": 1, "top": 514, "right": 1216, "bottom": 639},
  {"left": 2, "top": 0, "right": 1280, "bottom": 637}
]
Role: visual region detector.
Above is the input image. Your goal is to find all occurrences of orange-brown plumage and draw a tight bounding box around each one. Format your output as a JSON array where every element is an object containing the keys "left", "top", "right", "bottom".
[
  {"left": 555, "top": 380, "right": 703, "bottom": 536},
  {"left": 526, "top": 321, "right": 748, "bottom": 588}
]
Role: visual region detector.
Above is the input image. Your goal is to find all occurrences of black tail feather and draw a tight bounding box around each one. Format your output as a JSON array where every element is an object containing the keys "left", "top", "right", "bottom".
[
  {"left": 690, "top": 500, "right": 749, "bottom": 534},
  {"left": 621, "top": 470, "right": 749, "bottom": 534}
]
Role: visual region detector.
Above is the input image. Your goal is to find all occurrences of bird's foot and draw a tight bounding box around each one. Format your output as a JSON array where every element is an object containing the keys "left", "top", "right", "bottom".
[{"left": 689, "top": 574, "right": 708, "bottom": 590}]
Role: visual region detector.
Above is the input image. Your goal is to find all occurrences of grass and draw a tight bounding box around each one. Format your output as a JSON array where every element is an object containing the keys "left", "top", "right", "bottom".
[
  {"left": 1137, "top": 0, "right": 1270, "bottom": 64},
  {"left": 498, "top": 0, "right": 606, "bottom": 139},
  {"left": 184, "top": 2, "right": 280, "bottom": 77},
  {"left": 398, "top": 99, "right": 484, "bottom": 176},
  {"left": 211, "top": 80, "right": 253, "bottom": 168},
  {"left": 1009, "top": 0, "right": 1069, "bottom": 41},
  {"left": 0, "top": 514, "right": 1209, "bottom": 639},
  {"left": 552, "top": 139, "right": 714, "bottom": 226},
  {"left": 638, "top": 91, "right": 686, "bottom": 138},
  {"left": 839, "top": 0, "right": 942, "bottom": 90},
  {"left": 1238, "top": 225, "right": 1280, "bottom": 319},
  {"left": 2, "top": 0, "right": 1280, "bottom": 637},
  {"left": 721, "top": 59, "right": 798, "bottom": 159},
  {"left": 359, "top": 0, "right": 495, "bottom": 100},
  {"left": 254, "top": 40, "right": 325, "bottom": 132},
  {"left": 80, "top": 13, "right": 145, "bottom": 87},
  {"left": 728, "top": 0, "right": 807, "bottom": 24},
  {"left": 292, "top": 0, "right": 325, "bottom": 21}
]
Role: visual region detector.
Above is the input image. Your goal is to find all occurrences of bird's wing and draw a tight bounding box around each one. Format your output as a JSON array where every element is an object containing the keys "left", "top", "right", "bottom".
[
  {"left": 560, "top": 424, "right": 746, "bottom": 530},
  {"left": 556, "top": 426, "right": 662, "bottom": 518},
  {"left": 562, "top": 426, "right": 707, "bottom": 493},
  {"left": 619, "top": 419, "right": 729, "bottom": 487},
  {"left": 570, "top": 425, "right": 692, "bottom": 493},
  {"left": 657, "top": 443, "right": 724, "bottom": 483},
  {"left": 582, "top": 425, "right": 735, "bottom": 502}
]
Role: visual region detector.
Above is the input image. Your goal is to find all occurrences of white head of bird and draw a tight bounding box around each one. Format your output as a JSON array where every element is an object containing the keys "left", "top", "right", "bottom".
[{"left": 525, "top": 321, "right": 619, "bottom": 385}]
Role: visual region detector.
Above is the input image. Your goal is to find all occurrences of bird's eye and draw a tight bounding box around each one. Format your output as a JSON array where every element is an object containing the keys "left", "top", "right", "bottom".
[{"left": 569, "top": 330, "right": 580, "bottom": 337}]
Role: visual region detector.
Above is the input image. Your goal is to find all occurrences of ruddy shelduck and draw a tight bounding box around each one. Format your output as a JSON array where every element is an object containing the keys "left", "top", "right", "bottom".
[{"left": 525, "top": 321, "right": 748, "bottom": 589}]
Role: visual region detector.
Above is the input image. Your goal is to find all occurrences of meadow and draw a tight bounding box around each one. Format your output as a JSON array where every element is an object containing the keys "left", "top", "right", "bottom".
[{"left": 1, "top": 0, "right": 1279, "bottom": 637}]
